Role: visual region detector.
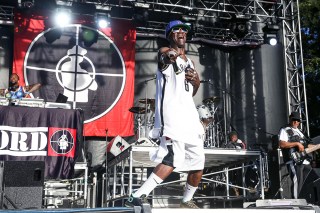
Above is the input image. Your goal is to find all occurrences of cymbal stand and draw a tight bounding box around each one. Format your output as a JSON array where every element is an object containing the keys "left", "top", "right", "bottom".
[
  {"left": 206, "top": 123, "right": 216, "bottom": 148},
  {"left": 222, "top": 90, "right": 228, "bottom": 146},
  {"left": 137, "top": 115, "right": 143, "bottom": 139},
  {"left": 142, "top": 75, "right": 156, "bottom": 138},
  {"left": 205, "top": 102, "right": 219, "bottom": 148},
  {"left": 206, "top": 81, "right": 229, "bottom": 147}
]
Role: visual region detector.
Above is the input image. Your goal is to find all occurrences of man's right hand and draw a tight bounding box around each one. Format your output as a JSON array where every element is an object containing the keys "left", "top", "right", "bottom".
[
  {"left": 297, "top": 142, "right": 305, "bottom": 152},
  {"left": 158, "top": 48, "right": 180, "bottom": 68}
]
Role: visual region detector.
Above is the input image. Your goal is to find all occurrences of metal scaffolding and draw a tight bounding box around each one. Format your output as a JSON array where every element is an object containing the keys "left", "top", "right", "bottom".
[{"left": 281, "top": 0, "right": 309, "bottom": 135}]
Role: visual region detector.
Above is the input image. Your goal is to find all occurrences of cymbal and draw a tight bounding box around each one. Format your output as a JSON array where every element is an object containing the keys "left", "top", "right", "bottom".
[
  {"left": 203, "top": 96, "right": 220, "bottom": 104},
  {"left": 129, "top": 107, "right": 146, "bottom": 114},
  {"left": 139, "top": 98, "right": 155, "bottom": 105}
]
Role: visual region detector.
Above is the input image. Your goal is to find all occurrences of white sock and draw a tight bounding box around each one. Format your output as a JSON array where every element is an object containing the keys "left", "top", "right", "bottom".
[
  {"left": 133, "top": 172, "right": 163, "bottom": 197},
  {"left": 182, "top": 183, "right": 198, "bottom": 202}
]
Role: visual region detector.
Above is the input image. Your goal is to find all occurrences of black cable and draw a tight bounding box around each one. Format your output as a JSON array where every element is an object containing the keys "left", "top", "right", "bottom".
[{"left": 3, "top": 194, "right": 19, "bottom": 209}]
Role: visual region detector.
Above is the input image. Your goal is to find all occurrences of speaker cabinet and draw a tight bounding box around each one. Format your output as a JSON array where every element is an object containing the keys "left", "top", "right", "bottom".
[
  {"left": 267, "top": 150, "right": 292, "bottom": 199},
  {"left": 3, "top": 161, "right": 44, "bottom": 209},
  {"left": 299, "top": 168, "right": 320, "bottom": 205}
]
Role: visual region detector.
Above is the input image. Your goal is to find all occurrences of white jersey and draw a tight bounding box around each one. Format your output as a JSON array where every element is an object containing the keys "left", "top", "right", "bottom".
[{"left": 152, "top": 56, "right": 204, "bottom": 145}]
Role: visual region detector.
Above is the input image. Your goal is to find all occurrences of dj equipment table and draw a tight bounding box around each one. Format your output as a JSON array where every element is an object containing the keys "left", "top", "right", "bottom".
[
  {"left": 0, "top": 105, "right": 84, "bottom": 179},
  {"left": 105, "top": 146, "right": 266, "bottom": 206}
]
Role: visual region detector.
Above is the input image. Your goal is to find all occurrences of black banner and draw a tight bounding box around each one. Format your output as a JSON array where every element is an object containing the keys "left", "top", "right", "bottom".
[{"left": 0, "top": 106, "right": 84, "bottom": 179}]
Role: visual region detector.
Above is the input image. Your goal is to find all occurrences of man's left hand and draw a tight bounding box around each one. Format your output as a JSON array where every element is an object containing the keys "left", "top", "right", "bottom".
[{"left": 185, "top": 68, "right": 200, "bottom": 88}]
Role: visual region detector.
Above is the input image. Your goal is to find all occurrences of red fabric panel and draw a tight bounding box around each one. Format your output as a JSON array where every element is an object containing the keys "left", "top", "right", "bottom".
[{"left": 13, "top": 11, "right": 135, "bottom": 137}]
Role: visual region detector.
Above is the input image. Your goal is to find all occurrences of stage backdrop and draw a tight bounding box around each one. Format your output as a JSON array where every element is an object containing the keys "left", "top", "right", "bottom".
[{"left": 13, "top": 10, "right": 135, "bottom": 137}]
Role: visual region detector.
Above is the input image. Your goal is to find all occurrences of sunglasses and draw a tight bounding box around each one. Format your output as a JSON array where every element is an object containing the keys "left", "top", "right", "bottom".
[
  {"left": 291, "top": 119, "right": 301, "bottom": 122},
  {"left": 171, "top": 27, "right": 188, "bottom": 34}
]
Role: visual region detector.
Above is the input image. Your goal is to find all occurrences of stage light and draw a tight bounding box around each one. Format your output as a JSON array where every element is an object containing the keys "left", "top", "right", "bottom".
[
  {"left": 95, "top": 13, "right": 110, "bottom": 29},
  {"left": 267, "top": 36, "right": 278, "bottom": 46},
  {"left": 71, "top": 2, "right": 96, "bottom": 15},
  {"left": 53, "top": 8, "right": 72, "bottom": 27},
  {"left": 231, "top": 13, "right": 251, "bottom": 39},
  {"left": 263, "top": 23, "right": 279, "bottom": 46},
  {"left": 44, "top": 28, "right": 62, "bottom": 44},
  {"left": 110, "top": 7, "right": 133, "bottom": 20},
  {"left": 81, "top": 28, "right": 99, "bottom": 47},
  {"left": 133, "top": 8, "right": 148, "bottom": 26},
  {"left": 98, "top": 19, "right": 108, "bottom": 28}
]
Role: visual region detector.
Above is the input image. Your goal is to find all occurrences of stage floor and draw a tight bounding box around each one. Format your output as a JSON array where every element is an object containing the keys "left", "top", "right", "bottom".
[
  {"left": 0, "top": 207, "right": 317, "bottom": 213},
  {"left": 0, "top": 200, "right": 319, "bottom": 212}
]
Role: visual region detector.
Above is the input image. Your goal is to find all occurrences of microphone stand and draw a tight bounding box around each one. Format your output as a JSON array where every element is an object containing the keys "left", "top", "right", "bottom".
[
  {"left": 277, "top": 147, "right": 284, "bottom": 199},
  {"left": 253, "top": 128, "right": 276, "bottom": 136},
  {"left": 253, "top": 128, "right": 283, "bottom": 199}
]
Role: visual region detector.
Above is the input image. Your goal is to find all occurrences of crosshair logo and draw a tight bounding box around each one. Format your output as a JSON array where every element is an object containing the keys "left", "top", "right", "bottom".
[
  {"left": 23, "top": 24, "right": 126, "bottom": 123},
  {"left": 50, "top": 129, "right": 75, "bottom": 154}
]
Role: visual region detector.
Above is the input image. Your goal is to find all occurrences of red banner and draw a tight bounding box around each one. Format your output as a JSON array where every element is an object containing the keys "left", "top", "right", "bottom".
[{"left": 13, "top": 10, "right": 135, "bottom": 137}]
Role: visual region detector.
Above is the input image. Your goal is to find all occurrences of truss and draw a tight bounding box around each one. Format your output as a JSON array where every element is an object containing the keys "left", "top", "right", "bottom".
[
  {"left": 81, "top": 0, "right": 284, "bottom": 43},
  {"left": 0, "top": 6, "right": 14, "bottom": 25},
  {"left": 282, "top": 0, "right": 309, "bottom": 135}
]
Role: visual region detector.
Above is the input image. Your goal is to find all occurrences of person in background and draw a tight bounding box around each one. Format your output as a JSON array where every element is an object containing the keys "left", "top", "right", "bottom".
[
  {"left": 0, "top": 73, "right": 41, "bottom": 99},
  {"left": 225, "top": 131, "right": 246, "bottom": 149},
  {"left": 279, "top": 111, "right": 314, "bottom": 199},
  {"left": 125, "top": 20, "right": 204, "bottom": 209},
  {"left": 224, "top": 131, "right": 246, "bottom": 196}
]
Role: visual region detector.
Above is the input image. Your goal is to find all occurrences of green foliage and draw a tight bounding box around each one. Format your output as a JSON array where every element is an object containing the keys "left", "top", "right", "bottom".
[
  {"left": 305, "top": 71, "right": 320, "bottom": 137},
  {"left": 299, "top": 0, "right": 320, "bottom": 137},
  {"left": 300, "top": 0, "right": 320, "bottom": 73}
]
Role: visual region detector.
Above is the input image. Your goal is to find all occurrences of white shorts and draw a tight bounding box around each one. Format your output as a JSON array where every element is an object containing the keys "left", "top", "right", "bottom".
[{"left": 149, "top": 136, "right": 205, "bottom": 171}]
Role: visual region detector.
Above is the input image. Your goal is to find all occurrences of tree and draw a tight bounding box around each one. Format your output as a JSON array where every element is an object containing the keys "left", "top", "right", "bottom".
[{"left": 299, "top": 0, "right": 320, "bottom": 137}]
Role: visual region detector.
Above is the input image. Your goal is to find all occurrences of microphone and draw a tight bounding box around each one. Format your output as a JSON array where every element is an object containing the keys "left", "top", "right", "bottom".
[
  {"left": 144, "top": 75, "right": 157, "bottom": 83},
  {"left": 172, "top": 61, "right": 179, "bottom": 74},
  {"left": 200, "top": 79, "right": 211, "bottom": 83}
]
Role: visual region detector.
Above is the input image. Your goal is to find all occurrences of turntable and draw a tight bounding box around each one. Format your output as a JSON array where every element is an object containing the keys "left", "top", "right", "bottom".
[
  {"left": 15, "top": 98, "right": 45, "bottom": 108},
  {"left": 0, "top": 97, "right": 9, "bottom": 106}
]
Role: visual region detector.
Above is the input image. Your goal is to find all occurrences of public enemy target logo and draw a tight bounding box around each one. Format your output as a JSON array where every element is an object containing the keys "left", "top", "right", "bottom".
[
  {"left": 23, "top": 24, "right": 126, "bottom": 123},
  {"left": 47, "top": 127, "right": 77, "bottom": 158}
]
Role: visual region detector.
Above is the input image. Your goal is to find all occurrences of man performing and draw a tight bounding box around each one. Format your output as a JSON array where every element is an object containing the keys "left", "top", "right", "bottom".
[
  {"left": 0, "top": 73, "right": 41, "bottom": 99},
  {"left": 278, "top": 111, "right": 313, "bottom": 199},
  {"left": 125, "top": 20, "right": 205, "bottom": 209}
]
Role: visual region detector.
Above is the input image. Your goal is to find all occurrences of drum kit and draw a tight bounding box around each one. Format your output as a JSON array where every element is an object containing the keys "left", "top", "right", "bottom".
[
  {"left": 197, "top": 96, "right": 224, "bottom": 148},
  {"left": 129, "top": 98, "right": 156, "bottom": 145},
  {"left": 128, "top": 95, "right": 224, "bottom": 148}
]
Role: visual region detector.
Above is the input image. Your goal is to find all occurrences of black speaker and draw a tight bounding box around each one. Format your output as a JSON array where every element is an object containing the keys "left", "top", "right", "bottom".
[
  {"left": 299, "top": 168, "right": 320, "bottom": 205},
  {"left": 266, "top": 150, "right": 292, "bottom": 199},
  {"left": 3, "top": 161, "right": 44, "bottom": 209}
]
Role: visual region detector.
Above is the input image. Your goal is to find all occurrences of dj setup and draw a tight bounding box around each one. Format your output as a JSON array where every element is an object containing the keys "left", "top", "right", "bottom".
[{"left": 0, "top": 97, "right": 71, "bottom": 109}]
